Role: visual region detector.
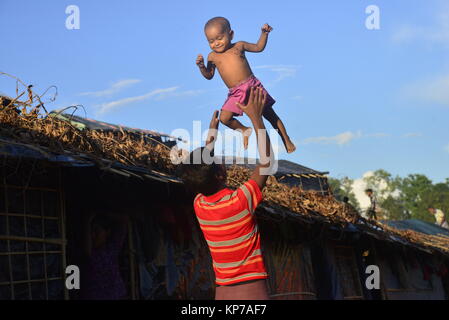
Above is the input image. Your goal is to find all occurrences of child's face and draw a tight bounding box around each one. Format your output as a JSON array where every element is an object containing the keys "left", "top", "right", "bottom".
[{"left": 205, "top": 25, "right": 233, "bottom": 53}]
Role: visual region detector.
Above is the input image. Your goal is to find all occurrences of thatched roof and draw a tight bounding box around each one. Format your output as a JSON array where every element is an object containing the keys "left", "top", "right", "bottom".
[{"left": 1, "top": 94, "right": 449, "bottom": 258}]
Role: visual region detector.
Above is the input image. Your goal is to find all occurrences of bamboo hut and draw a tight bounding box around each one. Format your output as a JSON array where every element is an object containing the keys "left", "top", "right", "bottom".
[{"left": 1, "top": 94, "right": 449, "bottom": 300}]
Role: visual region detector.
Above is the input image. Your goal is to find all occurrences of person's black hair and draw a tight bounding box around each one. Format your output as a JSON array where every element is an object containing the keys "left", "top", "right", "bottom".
[
  {"left": 178, "top": 147, "right": 223, "bottom": 196},
  {"left": 427, "top": 206, "right": 435, "bottom": 210},
  {"left": 343, "top": 196, "right": 349, "bottom": 203},
  {"left": 365, "top": 188, "right": 373, "bottom": 193},
  {"left": 204, "top": 17, "right": 231, "bottom": 32}
]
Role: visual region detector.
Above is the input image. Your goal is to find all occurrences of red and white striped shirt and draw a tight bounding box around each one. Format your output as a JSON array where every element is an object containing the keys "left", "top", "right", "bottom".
[{"left": 193, "top": 179, "right": 268, "bottom": 286}]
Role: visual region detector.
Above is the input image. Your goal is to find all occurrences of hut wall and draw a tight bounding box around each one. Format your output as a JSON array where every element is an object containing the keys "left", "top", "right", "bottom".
[
  {"left": 259, "top": 219, "right": 317, "bottom": 300},
  {"left": 131, "top": 202, "right": 215, "bottom": 299},
  {"left": 375, "top": 244, "right": 446, "bottom": 300},
  {"left": 310, "top": 239, "right": 364, "bottom": 300},
  {"left": 61, "top": 166, "right": 216, "bottom": 300},
  {"left": 0, "top": 157, "right": 66, "bottom": 300},
  {"left": 62, "top": 166, "right": 142, "bottom": 300}
]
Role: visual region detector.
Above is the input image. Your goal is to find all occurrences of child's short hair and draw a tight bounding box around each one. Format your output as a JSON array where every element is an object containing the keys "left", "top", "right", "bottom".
[
  {"left": 178, "top": 147, "right": 223, "bottom": 196},
  {"left": 204, "top": 17, "right": 231, "bottom": 32}
]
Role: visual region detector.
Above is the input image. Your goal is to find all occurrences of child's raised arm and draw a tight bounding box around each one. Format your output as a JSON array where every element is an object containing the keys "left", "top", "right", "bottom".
[
  {"left": 196, "top": 53, "right": 215, "bottom": 80},
  {"left": 239, "top": 23, "right": 273, "bottom": 53}
]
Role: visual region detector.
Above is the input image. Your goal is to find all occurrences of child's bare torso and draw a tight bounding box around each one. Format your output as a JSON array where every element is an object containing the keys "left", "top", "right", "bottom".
[{"left": 210, "top": 43, "right": 254, "bottom": 88}]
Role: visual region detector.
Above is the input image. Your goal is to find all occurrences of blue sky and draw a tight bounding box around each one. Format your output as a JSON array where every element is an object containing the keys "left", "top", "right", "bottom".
[{"left": 1, "top": 0, "right": 448, "bottom": 183}]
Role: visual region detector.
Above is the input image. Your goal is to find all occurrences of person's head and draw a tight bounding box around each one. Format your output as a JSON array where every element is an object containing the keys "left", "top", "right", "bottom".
[
  {"left": 365, "top": 188, "right": 373, "bottom": 196},
  {"left": 204, "top": 17, "right": 233, "bottom": 53},
  {"left": 343, "top": 196, "right": 349, "bottom": 203},
  {"left": 178, "top": 147, "right": 227, "bottom": 196},
  {"left": 427, "top": 206, "right": 436, "bottom": 214},
  {"left": 91, "top": 214, "right": 113, "bottom": 248}
]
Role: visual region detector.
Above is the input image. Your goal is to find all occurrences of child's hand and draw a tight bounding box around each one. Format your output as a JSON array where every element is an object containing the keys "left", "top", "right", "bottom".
[
  {"left": 261, "top": 23, "right": 273, "bottom": 33},
  {"left": 196, "top": 54, "right": 205, "bottom": 68}
]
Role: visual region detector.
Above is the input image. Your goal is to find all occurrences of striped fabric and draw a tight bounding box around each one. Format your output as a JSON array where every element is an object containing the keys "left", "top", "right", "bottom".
[{"left": 193, "top": 180, "right": 268, "bottom": 286}]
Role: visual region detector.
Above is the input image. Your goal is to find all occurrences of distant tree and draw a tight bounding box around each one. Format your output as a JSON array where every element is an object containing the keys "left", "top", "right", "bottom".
[
  {"left": 380, "top": 195, "right": 410, "bottom": 220},
  {"left": 330, "top": 171, "right": 449, "bottom": 223},
  {"left": 395, "top": 174, "right": 434, "bottom": 222},
  {"left": 328, "top": 177, "right": 361, "bottom": 212},
  {"left": 363, "top": 169, "right": 395, "bottom": 199}
]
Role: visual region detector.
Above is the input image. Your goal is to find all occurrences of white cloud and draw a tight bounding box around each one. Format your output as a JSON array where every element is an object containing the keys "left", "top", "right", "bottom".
[
  {"left": 350, "top": 171, "right": 400, "bottom": 217},
  {"left": 395, "top": 6, "right": 449, "bottom": 107},
  {"left": 302, "top": 131, "right": 390, "bottom": 146},
  {"left": 403, "top": 132, "right": 422, "bottom": 138},
  {"left": 254, "top": 65, "right": 300, "bottom": 83},
  {"left": 80, "top": 79, "right": 141, "bottom": 97},
  {"left": 365, "top": 133, "right": 391, "bottom": 138},
  {"left": 95, "top": 87, "right": 204, "bottom": 114},
  {"left": 96, "top": 87, "right": 178, "bottom": 114},
  {"left": 351, "top": 171, "right": 374, "bottom": 213},
  {"left": 302, "top": 131, "right": 362, "bottom": 146},
  {"left": 391, "top": 6, "right": 449, "bottom": 48},
  {"left": 445, "top": 144, "right": 449, "bottom": 153},
  {"left": 153, "top": 89, "right": 204, "bottom": 101},
  {"left": 402, "top": 74, "right": 449, "bottom": 107}
]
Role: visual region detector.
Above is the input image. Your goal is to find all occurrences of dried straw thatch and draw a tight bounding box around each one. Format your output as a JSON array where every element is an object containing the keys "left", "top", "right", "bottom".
[
  {"left": 0, "top": 81, "right": 175, "bottom": 173},
  {"left": 1, "top": 75, "right": 449, "bottom": 257},
  {"left": 226, "top": 166, "right": 360, "bottom": 224}
]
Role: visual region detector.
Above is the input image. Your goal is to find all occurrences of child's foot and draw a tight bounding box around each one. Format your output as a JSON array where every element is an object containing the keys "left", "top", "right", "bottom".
[
  {"left": 285, "top": 138, "right": 296, "bottom": 153},
  {"left": 241, "top": 127, "right": 253, "bottom": 150}
]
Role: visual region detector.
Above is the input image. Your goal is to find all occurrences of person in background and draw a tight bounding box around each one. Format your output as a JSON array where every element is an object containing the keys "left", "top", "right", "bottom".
[
  {"left": 365, "top": 189, "right": 378, "bottom": 220},
  {"left": 428, "top": 207, "right": 449, "bottom": 229},
  {"left": 80, "top": 212, "right": 129, "bottom": 300}
]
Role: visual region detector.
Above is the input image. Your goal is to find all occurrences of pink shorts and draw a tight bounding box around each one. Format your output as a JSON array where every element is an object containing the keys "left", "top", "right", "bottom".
[{"left": 221, "top": 75, "right": 275, "bottom": 117}]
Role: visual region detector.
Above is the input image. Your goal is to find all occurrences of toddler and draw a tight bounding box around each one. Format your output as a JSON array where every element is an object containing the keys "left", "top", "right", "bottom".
[{"left": 196, "top": 16, "right": 296, "bottom": 153}]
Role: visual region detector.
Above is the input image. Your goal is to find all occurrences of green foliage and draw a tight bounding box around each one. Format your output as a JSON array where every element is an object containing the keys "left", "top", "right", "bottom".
[
  {"left": 328, "top": 177, "right": 361, "bottom": 212},
  {"left": 330, "top": 171, "right": 449, "bottom": 222}
]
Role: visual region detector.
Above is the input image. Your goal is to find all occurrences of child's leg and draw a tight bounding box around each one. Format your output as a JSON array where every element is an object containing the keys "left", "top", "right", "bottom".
[
  {"left": 219, "top": 110, "right": 252, "bottom": 150},
  {"left": 262, "top": 106, "right": 296, "bottom": 153}
]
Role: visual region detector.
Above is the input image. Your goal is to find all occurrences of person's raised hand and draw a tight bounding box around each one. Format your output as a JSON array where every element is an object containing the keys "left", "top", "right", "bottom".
[
  {"left": 209, "top": 110, "right": 219, "bottom": 130},
  {"left": 261, "top": 23, "right": 273, "bottom": 33},
  {"left": 236, "top": 87, "right": 267, "bottom": 121},
  {"left": 196, "top": 54, "right": 205, "bottom": 68},
  {"left": 206, "top": 110, "right": 220, "bottom": 147}
]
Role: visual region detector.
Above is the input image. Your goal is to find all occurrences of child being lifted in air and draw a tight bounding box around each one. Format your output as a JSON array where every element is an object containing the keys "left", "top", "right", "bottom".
[{"left": 196, "top": 16, "right": 296, "bottom": 153}]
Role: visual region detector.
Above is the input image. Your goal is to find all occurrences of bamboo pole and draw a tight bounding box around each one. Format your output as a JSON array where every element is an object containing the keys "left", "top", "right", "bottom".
[
  {"left": 128, "top": 222, "right": 136, "bottom": 300},
  {"left": 0, "top": 277, "right": 62, "bottom": 286},
  {"left": 0, "top": 235, "right": 64, "bottom": 245},
  {"left": 3, "top": 176, "right": 15, "bottom": 299},
  {"left": 0, "top": 212, "right": 59, "bottom": 221},
  {"left": 58, "top": 168, "right": 69, "bottom": 301},
  {"left": 0, "top": 251, "right": 61, "bottom": 256}
]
